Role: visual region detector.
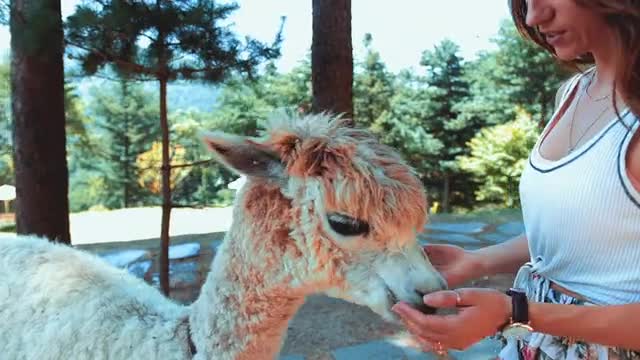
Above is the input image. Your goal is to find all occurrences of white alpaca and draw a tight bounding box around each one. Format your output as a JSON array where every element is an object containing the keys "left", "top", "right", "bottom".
[{"left": 0, "top": 113, "right": 447, "bottom": 360}]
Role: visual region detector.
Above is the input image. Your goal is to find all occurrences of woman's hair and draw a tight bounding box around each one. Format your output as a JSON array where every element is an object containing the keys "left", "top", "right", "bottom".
[{"left": 509, "top": 0, "right": 640, "bottom": 118}]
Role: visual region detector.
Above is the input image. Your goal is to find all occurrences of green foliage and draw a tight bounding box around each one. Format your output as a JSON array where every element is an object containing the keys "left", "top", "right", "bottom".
[
  {"left": 373, "top": 70, "right": 444, "bottom": 177},
  {"left": 209, "top": 75, "right": 276, "bottom": 136},
  {"left": 0, "top": 223, "right": 16, "bottom": 232},
  {"left": 65, "top": 82, "right": 90, "bottom": 139},
  {"left": 167, "top": 110, "right": 238, "bottom": 207},
  {"left": 59, "top": 7, "right": 569, "bottom": 215},
  {"left": 68, "top": 173, "right": 109, "bottom": 212},
  {"left": 260, "top": 59, "right": 313, "bottom": 113},
  {"left": 0, "top": 1, "right": 8, "bottom": 26},
  {"left": 0, "top": 60, "right": 11, "bottom": 186},
  {"left": 190, "top": 59, "right": 313, "bottom": 205},
  {"left": 420, "top": 39, "right": 471, "bottom": 167},
  {"left": 64, "top": 0, "right": 284, "bottom": 225},
  {"left": 457, "top": 108, "right": 540, "bottom": 208},
  {"left": 354, "top": 34, "right": 395, "bottom": 128},
  {"left": 417, "top": 39, "right": 476, "bottom": 209},
  {"left": 65, "top": 0, "right": 283, "bottom": 82},
  {"left": 180, "top": 59, "right": 314, "bottom": 206},
  {"left": 210, "top": 58, "right": 312, "bottom": 135},
  {"left": 69, "top": 80, "right": 160, "bottom": 211},
  {"left": 0, "top": 58, "right": 90, "bottom": 188},
  {"left": 457, "top": 20, "right": 570, "bottom": 127},
  {"left": 492, "top": 20, "right": 569, "bottom": 124}
]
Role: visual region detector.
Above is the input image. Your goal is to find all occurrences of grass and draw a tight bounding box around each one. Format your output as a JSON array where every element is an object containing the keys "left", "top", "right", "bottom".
[{"left": 0, "top": 223, "right": 16, "bottom": 232}]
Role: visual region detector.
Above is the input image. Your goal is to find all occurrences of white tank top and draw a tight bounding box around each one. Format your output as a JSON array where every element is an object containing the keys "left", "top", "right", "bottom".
[{"left": 520, "top": 71, "right": 640, "bottom": 305}]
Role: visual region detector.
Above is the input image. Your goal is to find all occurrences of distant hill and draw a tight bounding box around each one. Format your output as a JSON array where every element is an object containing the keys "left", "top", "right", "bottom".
[{"left": 72, "top": 76, "right": 220, "bottom": 113}]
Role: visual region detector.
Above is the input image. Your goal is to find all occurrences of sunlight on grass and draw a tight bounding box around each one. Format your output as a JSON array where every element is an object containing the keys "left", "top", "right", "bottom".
[{"left": 0, "top": 223, "right": 15, "bottom": 232}]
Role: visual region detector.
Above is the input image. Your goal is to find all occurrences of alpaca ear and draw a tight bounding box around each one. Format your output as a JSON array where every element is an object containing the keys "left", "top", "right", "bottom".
[{"left": 200, "top": 131, "right": 287, "bottom": 181}]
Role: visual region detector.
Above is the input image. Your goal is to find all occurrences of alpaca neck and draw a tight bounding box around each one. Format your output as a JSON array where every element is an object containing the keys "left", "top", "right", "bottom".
[
  {"left": 188, "top": 182, "right": 316, "bottom": 358},
  {"left": 189, "top": 240, "right": 307, "bottom": 359}
]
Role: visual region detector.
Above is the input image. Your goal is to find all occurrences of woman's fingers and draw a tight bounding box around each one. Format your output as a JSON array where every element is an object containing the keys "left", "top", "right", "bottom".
[
  {"left": 423, "top": 290, "right": 464, "bottom": 309},
  {"left": 392, "top": 301, "right": 452, "bottom": 334},
  {"left": 423, "top": 244, "right": 450, "bottom": 260}
]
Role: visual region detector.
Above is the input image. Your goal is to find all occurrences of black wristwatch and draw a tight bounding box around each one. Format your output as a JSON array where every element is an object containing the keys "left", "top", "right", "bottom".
[{"left": 501, "top": 287, "right": 533, "bottom": 339}]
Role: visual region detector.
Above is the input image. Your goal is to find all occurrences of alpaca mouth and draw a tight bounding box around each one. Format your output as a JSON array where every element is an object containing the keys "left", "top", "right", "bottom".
[
  {"left": 413, "top": 299, "right": 437, "bottom": 315},
  {"left": 386, "top": 286, "right": 436, "bottom": 315},
  {"left": 386, "top": 286, "right": 399, "bottom": 305}
]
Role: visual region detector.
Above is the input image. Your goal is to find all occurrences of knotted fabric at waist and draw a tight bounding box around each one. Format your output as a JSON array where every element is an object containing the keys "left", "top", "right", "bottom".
[{"left": 514, "top": 257, "right": 591, "bottom": 304}]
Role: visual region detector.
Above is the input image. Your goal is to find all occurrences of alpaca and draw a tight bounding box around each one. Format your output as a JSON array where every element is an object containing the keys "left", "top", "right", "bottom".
[{"left": 0, "top": 113, "right": 447, "bottom": 360}]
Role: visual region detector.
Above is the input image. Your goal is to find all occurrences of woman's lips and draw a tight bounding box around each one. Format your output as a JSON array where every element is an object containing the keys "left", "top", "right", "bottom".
[{"left": 545, "top": 31, "right": 567, "bottom": 47}]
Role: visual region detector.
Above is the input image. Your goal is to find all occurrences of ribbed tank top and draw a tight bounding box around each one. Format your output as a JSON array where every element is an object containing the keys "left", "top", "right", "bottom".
[{"left": 520, "top": 71, "right": 640, "bottom": 305}]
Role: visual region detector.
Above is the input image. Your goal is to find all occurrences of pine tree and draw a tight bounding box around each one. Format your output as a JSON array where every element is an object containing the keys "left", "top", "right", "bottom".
[
  {"left": 353, "top": 33, "right": 394, "bottom": 128},
  {"left": 89, "top": 80, "right": 160, "bottom": 208},
  {"left": 373, "top": 70, "right": 444, "bottom": 183},
  {"left": 419, "top": 39, "right": 473, "bottom": 212},
  {"left": 492, "top": 20, "right": 569, "bottom": 126},
  {"left": 65, "top": 0, "right": 283, "bottom": 295},
  {"left": 458, "top": 20, "right": 570, "bottom": 128},
  {"left": 0, "top": 60, "right": 11, "bottom": 186}
]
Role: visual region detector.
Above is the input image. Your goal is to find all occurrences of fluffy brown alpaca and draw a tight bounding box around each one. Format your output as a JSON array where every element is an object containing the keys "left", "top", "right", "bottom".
[
  {"left": 191, "top": 112, "right": 447, "bottom": 358},
  {"left": 0, "top": 112, "right": 446, "bottom": 360}
]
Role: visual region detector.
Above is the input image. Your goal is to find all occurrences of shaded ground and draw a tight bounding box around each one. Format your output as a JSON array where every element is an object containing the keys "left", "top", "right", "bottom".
[{"left": 62, "top": 206, "right": 523, "bottom": 359}]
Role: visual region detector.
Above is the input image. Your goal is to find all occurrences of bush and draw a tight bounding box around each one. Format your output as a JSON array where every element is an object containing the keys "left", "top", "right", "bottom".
[{"left": 457, "top": 108, "right": 540, "bottom": 207}]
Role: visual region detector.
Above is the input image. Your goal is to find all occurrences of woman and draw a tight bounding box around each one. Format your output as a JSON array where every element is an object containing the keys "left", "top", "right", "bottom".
[{"left": 392, "top": 0, "right": 640, "bottom": 359}]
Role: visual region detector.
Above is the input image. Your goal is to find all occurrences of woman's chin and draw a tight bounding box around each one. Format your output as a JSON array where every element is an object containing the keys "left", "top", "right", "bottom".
[{"left": 553, "top": 47, "right": 586, "bottom": 62}]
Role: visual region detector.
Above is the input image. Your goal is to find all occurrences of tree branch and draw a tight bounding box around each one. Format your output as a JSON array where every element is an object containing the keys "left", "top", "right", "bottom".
[
  {"left": 170, "top": 159, "right": 214, "bottom": 169},
  {"left": 66, "top": 41, "right": 158, "bottom": 77}
]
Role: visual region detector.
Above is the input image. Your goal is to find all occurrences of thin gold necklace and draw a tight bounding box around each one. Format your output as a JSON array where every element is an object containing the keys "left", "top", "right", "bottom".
[
  {"left": 568, "top": 72, "right": 611, "bottom": 153},
  {"left": 585, "top": 75, "right": 611, "bottom": 102}
]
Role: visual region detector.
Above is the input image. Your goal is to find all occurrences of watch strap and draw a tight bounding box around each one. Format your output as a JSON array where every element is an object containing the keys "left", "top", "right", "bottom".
[{"left": 506, "top": 288, "right": 529, "bottom": 323}]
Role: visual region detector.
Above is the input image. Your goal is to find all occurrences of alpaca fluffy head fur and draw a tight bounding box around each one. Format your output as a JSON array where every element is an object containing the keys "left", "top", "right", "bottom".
[{"left": 202, "top": 112, "right": 447, "bottom": 322}]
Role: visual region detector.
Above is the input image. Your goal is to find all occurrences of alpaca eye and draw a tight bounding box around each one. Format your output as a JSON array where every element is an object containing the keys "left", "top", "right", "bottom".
[{"left": 327, "top": 213, "right": 370, "bottom": 236}]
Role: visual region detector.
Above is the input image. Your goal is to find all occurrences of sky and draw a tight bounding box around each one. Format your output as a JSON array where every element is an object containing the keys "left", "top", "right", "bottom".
[{"left": 0, "top": 0, "right": 512, "bottom": 73}]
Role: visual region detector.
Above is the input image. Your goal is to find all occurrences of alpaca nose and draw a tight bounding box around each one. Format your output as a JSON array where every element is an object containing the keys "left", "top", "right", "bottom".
[{"left": 414, "top": 290, "right": 437, "bottom": 314}]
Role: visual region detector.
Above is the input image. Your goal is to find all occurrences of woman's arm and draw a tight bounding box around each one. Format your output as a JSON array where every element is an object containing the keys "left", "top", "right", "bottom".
[
  {"left": 392, "top": 288, "right": 640, "bottom": 352},
  {"left": 423, "top": 233, "right": 530, "bottom": 288},
  {"left": 472, "top": 233, "right": 530, "bottom": 277},
  {"left": 529, "top": 300, "right": 640, "bottom": 350}
]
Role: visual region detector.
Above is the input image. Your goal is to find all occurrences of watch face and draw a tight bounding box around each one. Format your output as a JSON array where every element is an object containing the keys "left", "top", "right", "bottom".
[{"left": 503, "top": 324, "right": 533, "bottom": 340}]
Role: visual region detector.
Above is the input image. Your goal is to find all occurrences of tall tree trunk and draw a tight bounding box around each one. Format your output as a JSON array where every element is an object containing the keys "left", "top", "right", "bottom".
[
  {"left": 122, "top": 81, "right": 130, "bottom": 208},
  {"left": 124, "top": 133, "right": 130, "bottom": 208},
  {"left": 442, "top": 174, "right": 451, "bottom": 213},
  {"left": 156, "top": 3, "right": 171, "bottom": 296},
  {"left": 159, "top": 77, "right": 171, "bottom": 296},
  {"left": 539, "top": 96, "right": 548, "bottom": 129},
  {"left": 10, "top": 0, "right": 70, "bottom": 243},
  {"left": 311, "top": 0, "right": 353, "bottom": 122}
]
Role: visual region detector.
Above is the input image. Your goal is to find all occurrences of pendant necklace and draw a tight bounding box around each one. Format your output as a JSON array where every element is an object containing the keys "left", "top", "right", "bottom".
[{"left": 568, "top": 71, "right": 611, "bottom": 153}]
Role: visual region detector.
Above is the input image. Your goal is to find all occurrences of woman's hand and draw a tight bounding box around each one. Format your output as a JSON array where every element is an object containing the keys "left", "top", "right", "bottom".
[
  {"left": 392, "top": 288, "right": 512, "bottom": 351},
  {"left": 423, "top": 244, "right": 485, "bottom": 288}
]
